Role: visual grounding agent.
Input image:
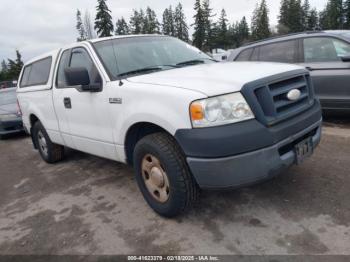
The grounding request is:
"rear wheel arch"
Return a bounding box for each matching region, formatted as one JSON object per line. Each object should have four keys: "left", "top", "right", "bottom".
{"left": 29, "top": 114, "right": 40, "bottom": 129}
{"left": 29, "top": 114, "right": 40, "bottom": 148}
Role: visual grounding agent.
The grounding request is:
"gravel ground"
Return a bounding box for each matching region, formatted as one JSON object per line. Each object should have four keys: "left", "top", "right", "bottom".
{"left": 0, "top": 117, "right": 349, "bottom": 255}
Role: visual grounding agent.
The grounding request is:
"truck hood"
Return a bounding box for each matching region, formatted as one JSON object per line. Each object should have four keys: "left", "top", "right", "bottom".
{"left": 127, "top": 62, "right": 306, "bottom": 96}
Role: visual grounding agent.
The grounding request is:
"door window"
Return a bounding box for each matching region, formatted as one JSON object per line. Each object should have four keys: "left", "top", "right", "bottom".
{"left": 259, "top": 40, "right": 297, "bottom": 63}
{"left": 56, "top": 48, "right": 101, "bottom": 88}
{"left": 303, "top": 37, "right": 350, "bottom": 62}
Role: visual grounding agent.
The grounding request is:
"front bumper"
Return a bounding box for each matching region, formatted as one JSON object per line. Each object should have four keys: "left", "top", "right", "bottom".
{"left": 0, "top": 118, "right": 24, "bottom": 136}
{"left": 175, "top": 100, "right": 322, "bottom": 189}
{"left": 187, "top": 119, "right": 321, "bottom": 189}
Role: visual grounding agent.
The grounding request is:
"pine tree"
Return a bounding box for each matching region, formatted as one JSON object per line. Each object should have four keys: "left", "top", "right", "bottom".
{"left": 143, "top": 7, "right": 160, "bottom": 34}
{"left": 237, "top": 16, "right": 250, "bottom": 45}
{"left": 278, "top": 0, "right": 304, "bottom": 34}
{"left": 7, "top": 50, "right": 24, "bottom": 80}
{"left": 174, "top": 3, "right": 189, "bottom": 42}
{"left": 162, "top": 6, "right": 175, "bottom": 36}
{"left": 130, "top": 9, "right": 143, "bottom": 34}
{"left": 0, "top": 60, "right": 8, "bottom": 81}
{"left": 76, "top": 9, "right": 87, "bottom": 42}
{"left": 115, "top": 17, "right": 130, "bottom": 35}
{"left": 302, "top": 0, "right": 311, "bottom": 30}
{"left": 202, "top": 0, "right": 214, "bottom": 51}
{"left": 308, "top": 8, "right": 319, "bottom": 30}
{"left": 251, "top": 0, "right": 271, "bottom": 40}
{"left": 344, "top": 0, "right": 350, "bottom": 28}
{"left": 94, "top": 0, "right": 114, "bottom": 37}
{"left": 216, "top": 9, "right": 229, "bottom": 49}
{"left": 1, "top": 60, "right": 8, "bottom": 73}
{"left": 320, "top": 0, "right": 344, "bottom": 29}
{"left": 192, "top": 0, "right": 206, "bottom": 50}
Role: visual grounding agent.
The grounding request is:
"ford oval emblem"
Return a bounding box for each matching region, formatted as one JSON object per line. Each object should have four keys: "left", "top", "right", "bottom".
{"left": 287, "top": 89, "right": 301, "bottom": 101}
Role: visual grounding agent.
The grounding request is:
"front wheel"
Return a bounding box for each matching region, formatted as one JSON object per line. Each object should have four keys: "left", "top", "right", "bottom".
{"left": 133, "top": 132, "right": 199, "bottom": 217}
{"left": 32, "top": 121, "right": 64, "bottom": 164}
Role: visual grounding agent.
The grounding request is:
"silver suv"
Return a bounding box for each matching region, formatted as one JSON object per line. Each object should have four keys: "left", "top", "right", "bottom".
{"left": 228, "top": 30, "right": 350, "bottom": 111}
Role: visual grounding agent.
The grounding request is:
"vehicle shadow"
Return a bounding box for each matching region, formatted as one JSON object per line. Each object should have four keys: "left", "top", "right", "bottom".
{"left": 322, "top": 110, "right": 350, "bottom": 127}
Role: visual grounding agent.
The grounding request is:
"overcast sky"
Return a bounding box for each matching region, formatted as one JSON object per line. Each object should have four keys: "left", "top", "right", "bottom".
{"left": 0, "top": 0, "right": 328, "bottom": 63}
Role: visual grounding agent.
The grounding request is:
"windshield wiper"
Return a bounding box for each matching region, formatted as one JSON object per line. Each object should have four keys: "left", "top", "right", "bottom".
{"left": 118, "top": 67, "right": 163, "bottom": 77}
{"left": 176, "top": 58, "right": 217, "bottom": 67}
{"left": 176, "top": 59, "right": 205, "bottom": 66}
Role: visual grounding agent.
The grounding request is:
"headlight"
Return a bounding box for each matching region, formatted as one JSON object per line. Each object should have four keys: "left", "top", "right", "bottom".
{"left": 190, "top": 93, "right": 254, "bottom": 128}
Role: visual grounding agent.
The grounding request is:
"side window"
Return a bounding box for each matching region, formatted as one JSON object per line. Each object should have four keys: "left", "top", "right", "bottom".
{"left": 56, "top": 50, "right": 71, "bottom": 88}
{"left": 70, "top": 48, "right": 102, "bottom": 85}
{"left": 56, "top": 48, "right": 102, "bottom": 88}
{"left": 235, "top": 49, "right": 253, "bottom": 61}
{"left": 304, "top": 37, "right": 350, "bottom": 62}
{"left": 20, "top": 65, "right": 32, "bottom": 87}
{"left": 20, "top": 57, "right": 52, "bottom": 88}
{"left": 259, "top": 40, "right": 297, "bottom": 63}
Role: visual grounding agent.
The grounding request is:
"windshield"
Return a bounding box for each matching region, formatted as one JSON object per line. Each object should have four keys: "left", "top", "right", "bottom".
{"left": 93, "top": 36, "right": 214, "bottom": 79}
{"left": 0, "top": 89, "right": 17, "bottom": 106}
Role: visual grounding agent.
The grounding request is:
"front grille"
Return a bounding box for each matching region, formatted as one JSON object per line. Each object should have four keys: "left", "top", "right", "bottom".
{"left": 242, "top": 72, "right": 315, "bottom": 126}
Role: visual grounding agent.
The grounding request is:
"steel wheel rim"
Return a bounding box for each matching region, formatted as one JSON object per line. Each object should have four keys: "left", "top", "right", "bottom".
{"left": 141, "top": 154, "right": 170, "bottom": 203}
{"left": 37, "top": 131, "right": 48, "bottom": 157}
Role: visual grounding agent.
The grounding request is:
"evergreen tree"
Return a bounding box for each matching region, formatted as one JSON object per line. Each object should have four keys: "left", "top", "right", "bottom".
{"left": 174, "top": 3, "right": 189, "bottom": 41}
{"left": 228, "top": 22, "right": 239, "bottom": 48}
{"left": 192, "top": 0, "right": 206, "bottom": 50}
{"left": 1, "top": 60, "right": 8, "bottom": 73}
{"left": 302, "top": 0, "right": 311, "bottom": 30}
{"left": 115, "top": 17, "right": 130, "bottom": 35}
{"left": 251, "top": 0, "right": 271, "bottom": 40}
{"left": 216, "top": 9, "right": 229, "bottom": 49}
{"left": 130, "top": 9, "right": 144, "bottom": 34}
{"left": 0, "top": 60, "right": 8, "bottom": 81}
{"left": 202, "top": 0, "right": 214, "bottom": 51}
{"left": 278, "top": 0, "right": 304, "bottom": 34}
{"left": 319, "top": 0, "right": 344, "bottom": 29}
{"left": 308, "top": 8, "right": 319, "bottom": 30}
{"left": 237, "top": 16, "right": 250, "bottom": 45}
{"left": 162, "top": 6, "right": 175, "bottom": 36}
{"left": 7, "top": 50, "right": 24, "bottom": 80}
{"left": 76, "top": 9, "right": 87, "bottom": 42}
{"left": 344, "top": 0, "right": 350, "bottom": 28}
{"left": 144, "top": 7, "right": 160, "bottom": 34}
{"left": 94, "top": 0, "right": 114, "bottom": 37}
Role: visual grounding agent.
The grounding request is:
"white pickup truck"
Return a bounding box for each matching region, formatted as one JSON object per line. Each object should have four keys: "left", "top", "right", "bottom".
{"left": 17, "top": 35, "right": 322, "bottom": 217}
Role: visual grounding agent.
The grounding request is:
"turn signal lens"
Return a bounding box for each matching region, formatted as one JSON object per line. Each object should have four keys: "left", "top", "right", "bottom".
{"left": 190, "top": 103, "right": 204, "bottom": 121}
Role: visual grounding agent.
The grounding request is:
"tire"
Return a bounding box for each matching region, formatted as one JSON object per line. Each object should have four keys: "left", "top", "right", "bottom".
{"left": 32, "top": 121, "right": 64, "bottom": 164}
{"left": 133, "top": 132, "right": 199, "bottom": 217}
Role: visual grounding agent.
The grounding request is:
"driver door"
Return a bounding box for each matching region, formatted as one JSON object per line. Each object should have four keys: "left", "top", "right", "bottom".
{"left": 53, "top": 46, "right": 117, "bottom": 160}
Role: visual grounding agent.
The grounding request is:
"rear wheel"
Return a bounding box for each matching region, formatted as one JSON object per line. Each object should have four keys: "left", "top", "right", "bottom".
{"left": 134, "top": 132, "right": 199, "bottom": 217}
{"left": 32, "top": 121, "right": 64, "bottom": 163}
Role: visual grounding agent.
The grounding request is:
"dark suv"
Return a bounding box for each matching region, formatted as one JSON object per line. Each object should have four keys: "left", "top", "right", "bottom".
{"left": 228, "top": 30, "right": 350, "bottom": 111}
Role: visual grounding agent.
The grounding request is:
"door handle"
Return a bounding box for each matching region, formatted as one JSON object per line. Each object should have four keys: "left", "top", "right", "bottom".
{"left": 63, "top": 97, "right": 72, "bottom": 109}
{"left": 305, "top": 66, "right": 314, "bottom": 71}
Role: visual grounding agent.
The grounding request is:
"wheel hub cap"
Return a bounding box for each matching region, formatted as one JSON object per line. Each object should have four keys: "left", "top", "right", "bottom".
{"left": 141, "top": 154, "right": 170, "bottom": 203}
{"left": 150, "top": 167, "right": 165, "bottom": 188}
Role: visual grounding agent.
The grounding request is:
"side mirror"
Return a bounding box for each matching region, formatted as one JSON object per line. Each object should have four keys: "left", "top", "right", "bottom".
{"left": 340, "top": 54, "right": 350, "bottom": 62}
{"left": 64, "top": 67, "right": 101, "bottom": 92}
